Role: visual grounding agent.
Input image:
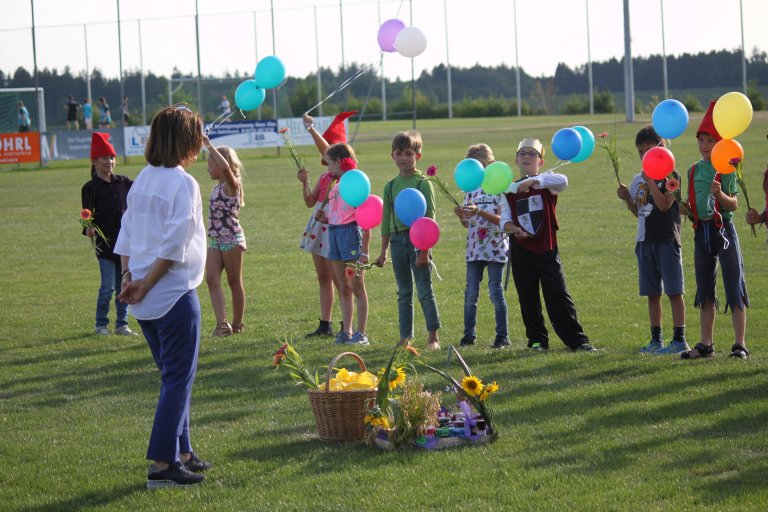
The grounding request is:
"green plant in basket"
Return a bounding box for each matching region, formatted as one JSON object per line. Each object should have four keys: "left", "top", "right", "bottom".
{"left": 272, "top": 340, "right": 319, "bottom": 390}
{"left": 392, "top": 380, "right": 441, "bottom": 447}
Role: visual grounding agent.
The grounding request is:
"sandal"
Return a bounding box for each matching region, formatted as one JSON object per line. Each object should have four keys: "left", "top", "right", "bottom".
{"left": 729, "top": 343, "right": 750, "bottom": 359}
{"left": 231, "top": 323, "right": 245, "bottom": 334}
{"left": 212, "top": 320, "right": 232, "bottom": 337}
{"left": 680, "top": 342, "right": 714, "bottom": 360}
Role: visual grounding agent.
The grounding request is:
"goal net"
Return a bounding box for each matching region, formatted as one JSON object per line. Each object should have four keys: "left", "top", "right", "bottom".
{"left": 0, "top": 88, "right": 46, "bottom": 133}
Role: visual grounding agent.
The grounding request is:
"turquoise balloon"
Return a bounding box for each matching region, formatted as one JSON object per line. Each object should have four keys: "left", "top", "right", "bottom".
{"left": 454, "top": 158, "right": 485, "bottom": 192}
{"left": 338, "top": 169, "right": 371, "bottom": 208}
{"left": 481, "top": 161, "right": 514, "bottom": 194}
{"left": 570, "top": 125, "right": 595, "bottom": 163}
{"left": 234, "top": 80, "right": 265, "bottom": 111}
{"left": 254, "top": 56, "right": 286, "bottom": 89}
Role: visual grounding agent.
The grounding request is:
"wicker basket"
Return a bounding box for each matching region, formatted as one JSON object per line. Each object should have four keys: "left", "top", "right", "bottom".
{"left": 307, "top": 352, "right": 377, "bottom": 441}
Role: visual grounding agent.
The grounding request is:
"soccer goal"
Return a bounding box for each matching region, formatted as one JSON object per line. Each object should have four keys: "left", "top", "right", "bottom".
{"left": 0, "top": 87, "right": 47, "bottom": 133}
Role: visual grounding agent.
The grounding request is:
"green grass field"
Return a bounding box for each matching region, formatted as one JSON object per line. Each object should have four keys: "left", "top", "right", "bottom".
{"left": 1, "top": 113, "right": 767, "bottom": 511}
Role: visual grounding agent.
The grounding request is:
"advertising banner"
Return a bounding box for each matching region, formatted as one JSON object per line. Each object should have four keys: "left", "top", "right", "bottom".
{"left": 0, "top": 132, "right": 41, "bottom": 164}
{"left": 45, "top": 129, "right": 125, "bottom": 160}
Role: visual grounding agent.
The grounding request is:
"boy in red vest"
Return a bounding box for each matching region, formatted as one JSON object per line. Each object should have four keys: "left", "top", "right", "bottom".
{"left": 680, "top": 101, "right": 749, "bottom": 359}
{"left": 500, "top": 137, "right": 595, "bottom": 352}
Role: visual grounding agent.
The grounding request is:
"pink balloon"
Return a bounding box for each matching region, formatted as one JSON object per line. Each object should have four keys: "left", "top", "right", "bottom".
{"left": 642, "top": 146, "right": 676, "bottom": 180}
{"left": 377, "top": 19, "right": 406, "bottom": 52}
{"left": 355, "top": 194, "right": 384, "bottom": 229}
{"left": 409, "top": 217, "right": 440, "bottom": 250}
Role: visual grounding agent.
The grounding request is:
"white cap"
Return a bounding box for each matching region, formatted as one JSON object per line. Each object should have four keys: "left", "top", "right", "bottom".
{"left": 516, "top": 137, "right": 544, "bottom": 157}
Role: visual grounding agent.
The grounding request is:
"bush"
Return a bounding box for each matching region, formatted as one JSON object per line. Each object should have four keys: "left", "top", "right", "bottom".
{"left": 561, "top": 95, "right": 589, "bottom": 115}
{"left": 593, "top": 90, "right": 615, "bottom": 113}
{"left": 678, "top": 93, "right": 702, "bottom": 112}
{"left": 747, "top": 79, "right": 766, "bottom": 111}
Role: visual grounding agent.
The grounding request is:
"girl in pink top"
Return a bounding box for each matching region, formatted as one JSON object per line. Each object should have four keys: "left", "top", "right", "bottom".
{"left": 315, "top": 143, "right": 370, "bottom": 345}
{"left": 203, "top": 136, "right": 247, "bottom": 336}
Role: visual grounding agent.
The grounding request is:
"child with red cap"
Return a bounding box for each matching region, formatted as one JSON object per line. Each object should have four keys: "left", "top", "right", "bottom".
{"left": 296, "top": 111, "right": 357, "bottom": 338}
{"left": 81, "top": 132, "right": 138, "bottom": 336}
{"left": 680, "top": 101, "right": 750, "bottom": 359}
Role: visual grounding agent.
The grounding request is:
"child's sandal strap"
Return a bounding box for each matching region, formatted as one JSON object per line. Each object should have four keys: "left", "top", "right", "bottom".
{"left": 729, "top": 344, "right": 749, "bottom": 359}
{"left": 681, "top": 342, "right": 714, "bottom": 360}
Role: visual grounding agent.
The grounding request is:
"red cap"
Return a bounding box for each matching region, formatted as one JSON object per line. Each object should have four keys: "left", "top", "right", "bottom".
{"left": 322, "top": 110, "right": 357, "bottom": 145}
{"left": 91, "top": 132, "right": 116, "bottom": 160}
{"left": 696, "top": 101, "right": 722, "bottom": 141}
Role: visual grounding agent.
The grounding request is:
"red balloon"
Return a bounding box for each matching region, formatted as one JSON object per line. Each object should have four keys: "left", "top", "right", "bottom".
{"left": 355, "top": 194, "right": 383, "bottom": 229}
{"left": 409, "top": 217, "right": 440, "bottom": 250}
{"left": 642, "top": 147, "right": 676, "bottom": 180}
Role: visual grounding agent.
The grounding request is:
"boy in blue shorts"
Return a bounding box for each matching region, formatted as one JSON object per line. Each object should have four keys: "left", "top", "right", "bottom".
{"left": 617, "top": 125, "right": 687, "bottom": 354}
{"left": 680, "top": 101, "right": 750, "bottom": 359}
{"left": 375, "top": 130, "right": 441, "bottom": 350}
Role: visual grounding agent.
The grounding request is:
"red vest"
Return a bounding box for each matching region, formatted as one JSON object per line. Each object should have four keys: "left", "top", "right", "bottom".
{"left": 505, "top": 187, "right": 559, "bottom": 255}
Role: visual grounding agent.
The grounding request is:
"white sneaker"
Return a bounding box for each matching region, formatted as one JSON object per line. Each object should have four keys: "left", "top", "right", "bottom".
{"left": 95, "top": 326, "right": 110, "bottom": 335}
{"left": 115, "top": 325, "right": 139, "bottom": 336}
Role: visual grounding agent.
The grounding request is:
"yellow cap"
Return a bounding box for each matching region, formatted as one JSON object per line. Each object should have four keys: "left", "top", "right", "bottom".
{"left": 516, "top": 137, "right": 545, "bottom": 157}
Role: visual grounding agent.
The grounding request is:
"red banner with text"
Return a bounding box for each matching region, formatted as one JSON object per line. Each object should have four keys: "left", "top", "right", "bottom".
{"left": 0, "top": 132, "right": 40, "bottom": 164}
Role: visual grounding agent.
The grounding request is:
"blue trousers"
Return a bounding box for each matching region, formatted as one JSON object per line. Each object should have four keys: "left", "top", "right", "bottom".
{"left": 95, "top": 257, "right": 128, "bottom": 328}
{"left": 390, "top": 232, "right": 441, "bottom": 339}
{"left": 138, "top": 289, "right": 201, "bottom": 464}
{"left": 463, "top": 260, "right": 508, "bottom": 339}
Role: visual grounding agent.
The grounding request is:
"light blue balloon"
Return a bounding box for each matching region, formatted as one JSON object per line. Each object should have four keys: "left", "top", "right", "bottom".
{"left": 339, "top": 169, "right": 371, "bottom": 208}
{"left": 234, "top": 80, "right": 265, "bottom": 111}
{"left": 254, "top": 56, "right": 286, "bottom": 89}
{"left": 570, "top": 125, "right": 595, "bottom": 163}
{"left": 551, "top": 128, "right": 583, "bottom": 161}
{"left": 652, "top": 99, "right": 689, "bottom": 139}
{"left": 394, "top": 187, "right": 427, "bottom": 227}
{"left": 454, "top": 158, "right": 485, "bottom": 192}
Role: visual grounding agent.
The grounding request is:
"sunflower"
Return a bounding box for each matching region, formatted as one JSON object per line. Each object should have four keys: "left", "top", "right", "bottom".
{"left": 389, "top": 367, "right": 406, "bottom": 391}
{"left": 479, "top": 381, "right": 499, "bottom": 401}
{"left": 461, "top": 375, "right": 484, "bottom": 397}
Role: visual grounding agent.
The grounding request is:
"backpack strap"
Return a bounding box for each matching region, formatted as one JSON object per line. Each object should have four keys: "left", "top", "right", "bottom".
{"left": 687, "top": 163, "right": 723, "bottom": 230}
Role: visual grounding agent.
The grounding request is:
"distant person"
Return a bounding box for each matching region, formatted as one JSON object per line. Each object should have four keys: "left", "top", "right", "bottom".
{"left": 81, "top": 132, "right": 137, "bottom": 336}
{"left": 115, "top": 106, "right": 211, "bottom": 488}
{"left": 122, "top": 96, "right": 130, "bottom": 124}
{"left": 219, "top": 95, "right": 231, "bottom": 116}
{"left": 83, "top": 98, "right": 93, "bottom": 130}
{"left": 98, "top": 96, "right": 112, "bottom": 129}
{"left": 17, "top": 101, "right": 30, "bottom": 132}
{"left": 617, "top": 125, "right": 688, "bottom": 355}
{"left": 203, "top": 135, "right": 247, "bottom": 337}
{"left": 745, "top": 164, "right": 768, "bottom": 240}
{"left": 65, "top": 95, "right": 80, "bottom": 130}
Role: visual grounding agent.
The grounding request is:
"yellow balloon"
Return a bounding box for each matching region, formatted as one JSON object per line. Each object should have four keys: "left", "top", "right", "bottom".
{"left": 713, "top": 91, "right": 753, "bottom": 139}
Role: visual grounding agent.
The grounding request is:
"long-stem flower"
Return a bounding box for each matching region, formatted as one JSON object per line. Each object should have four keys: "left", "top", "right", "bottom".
{"left": 598, "top": 132, "right": 623, "bottom": 185}
{"left": 730, "top": 157, "right": 756, "bottom": 237}
{"left": 279, "top": 127, "right": 305, "bottom": 170}
{"left": 425, "top": 164, "right": 463, "bottom": 208}
{"left": 79, "top": 208, "right": 109, "bottom": 255}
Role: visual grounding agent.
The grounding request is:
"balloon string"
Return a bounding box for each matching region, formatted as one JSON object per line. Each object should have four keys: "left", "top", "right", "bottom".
{"left": 304, "top": 61, "right": 380, "bottom": 116}
{"left": 706, "top": 178, "right": 730, "bottom": 250}
{"left": 543, "top": 160, "right": 572, "bottom": 173}
{"left": 204, "top": 108, "right": 244, "bottom": 135}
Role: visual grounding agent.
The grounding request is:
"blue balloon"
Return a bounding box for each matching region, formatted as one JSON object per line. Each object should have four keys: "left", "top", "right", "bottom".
{"left": 652, "top": 99, "right": 689, "bottom": 139}
{"left": 254, "top": 56, "right": 286, "bottom": 89}
{"left": 570, "top": 125, "right": 595, "bottom": 163}
{"left": 453, "top": 158, "right": 485, "bottom": 192}
{"left": 234, "top": 80, "right": 265, "bottom": 111}
{"left": 551, "top": 128, "right": 583, "bottom": 161}
{"left": 338, "top": 169, "right": 371, "bottom": 208}
{"left": 394, "top": 187, "right": 427, "bottom": 227}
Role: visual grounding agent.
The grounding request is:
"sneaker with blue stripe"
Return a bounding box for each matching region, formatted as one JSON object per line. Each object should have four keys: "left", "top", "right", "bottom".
{"left": 347, "top": 332, "right": 370, "bottom": 345}
{"left": 639, "top": 340, "right": 664, "bottom": 353}
{"left": 655, "top": 340, "right": 690, "bottom": 355}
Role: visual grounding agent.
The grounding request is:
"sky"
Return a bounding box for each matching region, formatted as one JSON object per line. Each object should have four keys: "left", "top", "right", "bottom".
{"left": 1, "top": 0, "right": 767, "bottom": 83}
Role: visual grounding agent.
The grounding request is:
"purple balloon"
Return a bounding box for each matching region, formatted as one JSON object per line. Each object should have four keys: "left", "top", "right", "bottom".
{"left": 377, "top": 19, "right": 406, "bottom": 53}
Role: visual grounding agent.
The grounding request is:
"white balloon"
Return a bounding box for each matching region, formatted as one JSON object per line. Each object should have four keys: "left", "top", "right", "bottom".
{"left": 394, "top": 26, "right": 427, "bottom": 58}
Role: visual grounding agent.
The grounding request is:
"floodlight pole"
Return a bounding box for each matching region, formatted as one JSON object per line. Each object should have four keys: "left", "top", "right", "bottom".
{"left": 270, "top": 0, "right": 279, "bottom": 156}
{"left": 378, "top": 1, "right": 387, "bottom": 121}
{"left": 513, "top": 0, "right": 521, "bottom": 117}
{"left": 194, "top": 0, "right": 204, "bottom": 114}
{"left": 117, "top": 0, "right": 127, "bottom": 163}
{"left": 622, "top": 0, "right": 635, "bottom": 122}
{"left": 253, "top": 11, "right": 262, "bottom": 120}
{"left": 84, "top": 25, "right": 92, "bottom": 108}
{"left": 314, "top": 7, "right": 323, "bottom": 116}
{"left": 139, "top": 20, "right": 146, "bottom": 125}
{"left": 586, "top": 0, "right": 594, "bottom": 115}
{"left": 444, "top": 0, "right": 453, "bottom": 119}
{"left": 410, "top": 0, "right": 416, "bottom": 129}
{"left": 660, "top": 0, "right": 668, "bottom": 98}
{"left": 739, "top": 0, "right": 747, "bottom": 94}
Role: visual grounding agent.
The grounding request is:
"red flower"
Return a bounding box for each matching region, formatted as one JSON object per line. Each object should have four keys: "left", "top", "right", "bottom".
{"left": 345, "top": 267, "right": 356, "bottom": 279}
{"left": 272, "top": 343, "right": 288, "bottom": 366}
{"left": 478, "top": 228, "right": 488, "bottom": 240}
{"left": 80, "top": 209, "right": 92, "bottom": 221}
{"left": 665, "top": 177, "right": 679, "bottom": 193}
{"left": 598, "top": 132, "right": 609, "bottom": 139}
{"left": 426, "top": 165, "right": 437, "bottom": 177}
{"left": 404, "top": 345, "right": 420, "bottom": 357}
{"left": 278, "top": 127, "right": 289, "bottom": 134}
{"left": 339, "top": 158, "right": 357, "bottom": 172}
{"left": 729, "top": 157, "right": 742, "bottom": 166}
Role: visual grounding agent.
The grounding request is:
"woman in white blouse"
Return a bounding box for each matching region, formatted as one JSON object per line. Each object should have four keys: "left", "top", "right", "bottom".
{"left": 116, "top": 105, "right": 210, "bottom": 489}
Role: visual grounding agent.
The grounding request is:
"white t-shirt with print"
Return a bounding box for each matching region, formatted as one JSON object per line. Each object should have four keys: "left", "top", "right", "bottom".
{"left": 463, "top": 188, "right": 508, "bottom": 263}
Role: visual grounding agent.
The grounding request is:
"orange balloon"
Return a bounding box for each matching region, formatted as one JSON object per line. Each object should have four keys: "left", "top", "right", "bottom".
{"left": 711, "top": 139, "right": 744, "bottom": 174}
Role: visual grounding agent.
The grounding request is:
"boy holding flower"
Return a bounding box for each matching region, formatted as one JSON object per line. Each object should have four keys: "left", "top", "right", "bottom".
{"left": 500, "top": 137, "right": 595, "bottom": 352}
{"left": 617, "top": 125, "right": 687, "bottom": 354}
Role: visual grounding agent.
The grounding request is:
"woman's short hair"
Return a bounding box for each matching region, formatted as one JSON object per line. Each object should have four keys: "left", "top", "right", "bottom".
{"left": 145, "top": 106, "right": 203, "bottom": 168}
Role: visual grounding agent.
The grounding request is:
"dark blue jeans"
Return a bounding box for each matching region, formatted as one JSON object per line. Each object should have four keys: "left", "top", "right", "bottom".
{"left": 139, "top": 290, "right": 201, "bottom": 464}
{"left": 96, "top": 257, "right": 128, "bottom": 328}
{"left": 464, "top": 260, "right": 508, "bottom": 339}
{"left": 390, "top": 232, "right": 441, "bottom": 339}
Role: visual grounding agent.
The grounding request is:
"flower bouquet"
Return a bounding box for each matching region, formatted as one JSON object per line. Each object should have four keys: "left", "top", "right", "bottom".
{"left": 730, "top": 157, "right": 757, "bottom": 237}
{"left": 597, "top": 132, "right": 631, "bottom": 186}
{"left": 278, "top": 127, "right": 305, "bottom": 170}
{"left": 79, "top": 208, "right": 109, "bottom": 255}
